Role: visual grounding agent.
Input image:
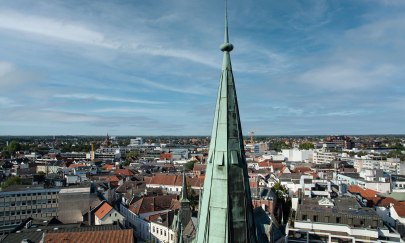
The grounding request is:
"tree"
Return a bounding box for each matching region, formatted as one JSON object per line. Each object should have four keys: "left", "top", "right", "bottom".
{"left": 1, "top": 176, "right": 22, "bottom": 189}
{"left": 7, "top": 140, "right": 21, "bottom": 155}
{"left": 269, "top": 141, "right": 291, "bottom": 152}
{"left": 0, "top": 150, "right": 11, "bottom": 159}
{"left": 126, "top": 151, "right": 139, "bottom": 162}
{"left": 185, "top": 160, "right": 197, "bottom": 171}
{"left": 271, "top": 182, "right": 290, "bottom": 225}
{"left": 299, "top": 142, "right": 314, "bottom": 150}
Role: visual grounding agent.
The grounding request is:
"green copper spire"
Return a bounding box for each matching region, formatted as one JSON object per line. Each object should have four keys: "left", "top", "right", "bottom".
{"left": 180, "top": 171, "right": 189, "bottom": 203}
{"left": 194, "top": 2, "right": 258, "bottom": 243}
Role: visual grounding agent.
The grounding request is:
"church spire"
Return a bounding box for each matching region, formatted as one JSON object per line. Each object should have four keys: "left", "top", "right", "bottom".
{"left": 194, "top": 1, "right": 258, "bottom": 242}
{"left": 180, "top": 170, "right": 189, "bottom": 203}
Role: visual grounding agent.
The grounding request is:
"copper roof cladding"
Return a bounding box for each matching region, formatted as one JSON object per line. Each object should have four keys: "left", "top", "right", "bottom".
{"left": 43, "top": 229, "right": 134, "bottom": 243}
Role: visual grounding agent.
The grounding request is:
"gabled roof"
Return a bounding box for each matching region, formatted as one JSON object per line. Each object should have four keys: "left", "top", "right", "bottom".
{"left": 193, "top": 163, "right": 206, "bottom": 172}
{"left": 291, "top": 167, "right": 312, "bottom": 173}
{"left": 94, "top": 201, "right": 113, "bottom": 220}
{"left": 44, "top": 229, "right": 134, "bottom": 243}
{"left": 114, "top": 169, "right": 134, "bottom": 177}
{"left": 68, "top": 163, "right": 87, "bottom": 168}
{"left": 348, "top": 185, "right": 378, "bottom": 199}
{"left": 102, "top": 164, "right": 114, "bottom": 170}
{"left": 129, "top": 194, "right": 177, "bottom": 215}
{"left": 393, "top": 202, "right": 405, "bottom": 217}
{"left": 147, "top": 174, "right": 204, "bottom": 188}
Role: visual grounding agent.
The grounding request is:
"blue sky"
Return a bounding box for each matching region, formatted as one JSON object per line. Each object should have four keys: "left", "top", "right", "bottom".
{"left": 0, "top": 0, "right": 404, "bottom": 135}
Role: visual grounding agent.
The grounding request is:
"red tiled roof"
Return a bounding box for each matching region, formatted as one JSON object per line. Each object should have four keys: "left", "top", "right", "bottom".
{"left": 257, "top": 161, "right": 272, "bottom": 168}
{"left": 144, "top": 177, "right": 152, "bottom": 184}
{"left": 95, "top": 201, "right": 112, "bottom": 219}
{"left": 193, "top": 163, "right": 206, "bottom": 172}
{"left": 291, "top": 167, "right": 312, "bottom": 173}
{"left": 129, "top": 195, "right": 177, "bottom": 215}
{"left": 348, "top": 185, "right": 362, "bottom": 194}
{"left": 393, "top": 203, "right": 405, "bottom": 217}
{"left": 114, "top": 169, "right": 134, "bottom": 177}
{"left": 348, "top": 185, "right": 378, "bottom": 199}
{"left": 150, "top": 174, "right": 177, "bottom": 185}
{"left": 103, "top": 164, "right": 114, "bottom": 170}
{"left": 368, "top": 197, "right": 398, "bottom": 207}
{"left": 147, "top": 174, "right": 204, "bottom": 188}
{"left": 44, "top": 229, "right": 134, "bottom": 243}
{"left": 169, "top": 199, "right": 180, "bottom": 210}
{"left": 104, "top": 175, "right": 120, "bottom": 183}
{"left": 68, "top": 163, "right": 87, "bottom": 168}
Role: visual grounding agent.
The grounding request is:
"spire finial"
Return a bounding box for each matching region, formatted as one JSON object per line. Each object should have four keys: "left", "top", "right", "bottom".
{"left": 220, "top": 0, "right": 233, "bottom": 52}
{"left": 224, "top": 0, "right": 229, "bottom": 43}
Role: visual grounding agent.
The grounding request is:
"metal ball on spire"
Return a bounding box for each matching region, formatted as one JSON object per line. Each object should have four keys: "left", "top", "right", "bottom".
{"left": 220, "top": 42, "right": 233, "bottom": 52}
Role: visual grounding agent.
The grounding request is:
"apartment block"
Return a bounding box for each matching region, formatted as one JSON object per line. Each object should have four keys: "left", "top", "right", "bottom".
{"left": 0, "top": 186, "right": 59, "bottom": 236}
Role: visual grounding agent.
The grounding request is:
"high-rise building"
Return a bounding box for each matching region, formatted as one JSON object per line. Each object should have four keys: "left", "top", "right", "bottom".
{"left": 194, "top": 4, "right": 259, "bottom": 243}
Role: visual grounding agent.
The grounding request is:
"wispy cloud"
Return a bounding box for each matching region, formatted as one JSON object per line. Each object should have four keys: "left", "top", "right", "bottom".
{"left": 53, "top": 93, "right": 165, "bottom": 105}
{"left": 139, "top": 78, "right": 210, "bottom": 95}
{"left": 0, "top": 97, "right": 21, "bottom": 108}
{"left": 0, "top": 11, "right": 118, "bottom": 48}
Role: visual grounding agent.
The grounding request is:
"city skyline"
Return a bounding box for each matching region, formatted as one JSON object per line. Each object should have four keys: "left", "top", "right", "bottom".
{"left": 1, "top": 0, "right": 405, "bottom": 135}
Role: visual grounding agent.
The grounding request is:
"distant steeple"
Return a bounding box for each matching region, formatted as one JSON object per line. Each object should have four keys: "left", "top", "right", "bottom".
{"left": 178, "top": 171, "right": 192, "bottom": 234}
{"left": 194, "top": 1, "right": 258, "bottom": 242}
{"left": 180, "top": 171, "right": 190, "bottom": 203}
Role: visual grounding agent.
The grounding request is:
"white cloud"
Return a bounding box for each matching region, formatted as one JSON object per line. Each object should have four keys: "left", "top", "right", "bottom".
{"left": 53, "top": 93, "right": 165, "bottom": 105}
{"left": 0, "top": 11, "right": 119, "bottom": 48}
{"left": 0, "top": 10, "right": 218, "bottom": 68}
{"left": 0, "top": 61, "right": 14, "bottom": 77}
{"left": 0, "top": 97, "right": 20, "bottom": 108}
{"left": 139, "top": 78, "right": 210, "bottom": 95}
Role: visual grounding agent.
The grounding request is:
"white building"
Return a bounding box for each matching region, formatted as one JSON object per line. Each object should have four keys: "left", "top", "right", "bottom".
{"left": 354, "top": 155, "right": 399, "bottom": 174}
{"left": 313, "top": 151, "right": 337, "bottom": 164}
{"left": 282, "top": 148, "right": 313, "bottom": 162}
{"left": 94, "top": 201, "right": 125, "bottom": 225}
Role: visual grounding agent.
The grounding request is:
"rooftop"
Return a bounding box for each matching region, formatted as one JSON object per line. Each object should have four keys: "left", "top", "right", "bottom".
{"left": 43, "top": 229, "right": 134, "bottom": 243}
{"left": 94, "top": 201, "right": 113, "bottom": 219}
